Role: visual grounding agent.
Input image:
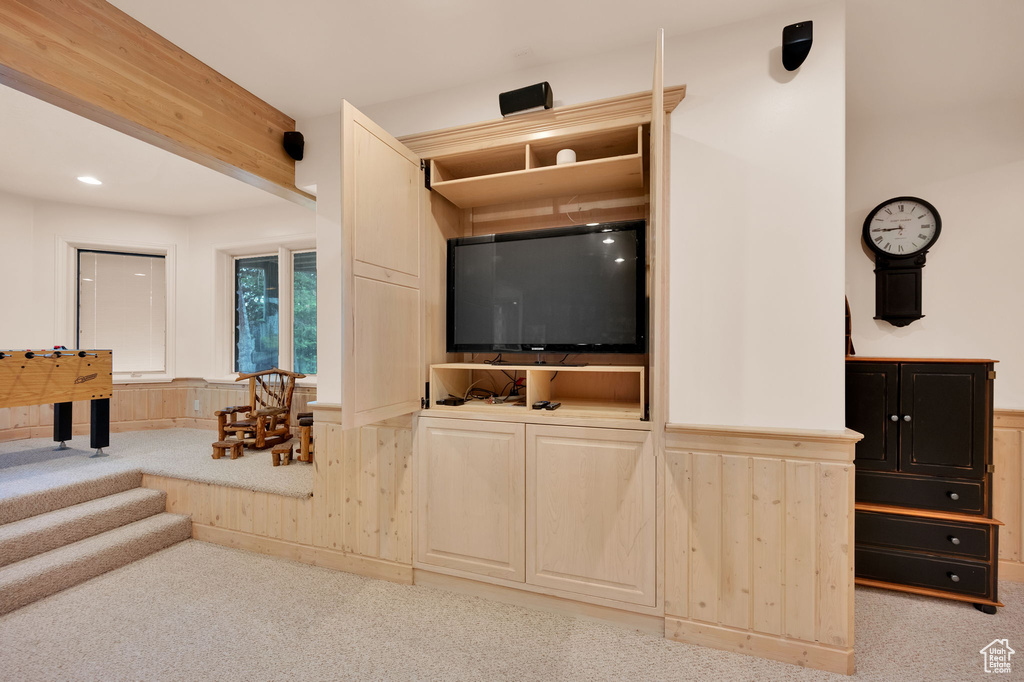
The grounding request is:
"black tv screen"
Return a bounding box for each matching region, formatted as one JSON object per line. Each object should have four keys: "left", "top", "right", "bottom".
{"left": 447, "top": 220, "right": 646, "bottom": 354}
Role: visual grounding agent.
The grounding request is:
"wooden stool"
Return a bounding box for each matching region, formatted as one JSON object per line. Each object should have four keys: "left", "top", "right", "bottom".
{"left": 212, "top": 440, "right": 243, "bottom": 460}
{"left": 272, "top": 442, "right": 293, "bottom": 466}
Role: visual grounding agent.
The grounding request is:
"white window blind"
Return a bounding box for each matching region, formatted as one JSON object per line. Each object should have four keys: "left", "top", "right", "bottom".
{"left": 78, "top": 251, "right": 167, "bottom": 373}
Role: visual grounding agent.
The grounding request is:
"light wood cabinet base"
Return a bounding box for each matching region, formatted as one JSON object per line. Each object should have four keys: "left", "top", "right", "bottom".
{"left": 665, "top": 617, "right": 855, "bottom": 675}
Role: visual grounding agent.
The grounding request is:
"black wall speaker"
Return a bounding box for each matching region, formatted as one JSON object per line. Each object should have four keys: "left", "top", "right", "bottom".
{"left": 782, "top": 21, "right": 813, "bottom": 71}
{"left": 283, "top": 131, "right": 304, "bottom": 161}
{"left": 499, "top": 82, "right": 553, "bottom": 117}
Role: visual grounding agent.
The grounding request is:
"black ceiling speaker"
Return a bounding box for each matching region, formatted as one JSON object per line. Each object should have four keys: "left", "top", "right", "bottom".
{"left": 782, "top": 21, "right": 813, "bottom": 71}
{"left": 499, "top": 82, "right": 553, "bottom": 117}
{"left": 283, "top": 131, "right": 304, "bottom": 161}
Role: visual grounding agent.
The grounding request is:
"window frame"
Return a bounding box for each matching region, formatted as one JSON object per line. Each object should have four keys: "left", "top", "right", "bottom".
{"left": 214, "top": 234, "right": 315, "bottom": 385}
{"left": 57, "top": 236, "right": 177, "bottom": 384}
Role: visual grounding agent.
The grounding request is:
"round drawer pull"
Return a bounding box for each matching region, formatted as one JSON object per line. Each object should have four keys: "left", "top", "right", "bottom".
{"left": 890, "top": 415, "right": 899, "bottom": 422}
{"left": 949, "top": 536, "right": 961, "bottom": 545}
{"left": 948, "top": 492, "right": 960, "bottom": 501}
{"left": 949, "top": 573, "right": 960, "bottom": 583}
{"left": 903, "top": 415, "right": 912, "bottom": 422}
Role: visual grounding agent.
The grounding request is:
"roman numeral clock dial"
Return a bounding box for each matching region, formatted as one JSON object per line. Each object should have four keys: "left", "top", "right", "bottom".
{"left": 861, "top": 196, "right": 942, "bottom": 327}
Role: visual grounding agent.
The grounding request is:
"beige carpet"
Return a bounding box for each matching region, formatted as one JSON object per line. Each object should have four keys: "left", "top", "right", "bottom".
{"left": 1, "top": 540, "right": 1021, "bottom": 681}
{"left": 0, "top": 429, "right": 312, "bottom": 499}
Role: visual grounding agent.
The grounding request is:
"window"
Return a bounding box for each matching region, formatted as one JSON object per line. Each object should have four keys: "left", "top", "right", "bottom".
{"left": 293, "top": 251, "right": 317, "bottom": 374}
{"left": 233, "top": 250, "right": 316, "bottom": 375}
{"left": 78, "top": 250, "right": 167, "bottom": 373}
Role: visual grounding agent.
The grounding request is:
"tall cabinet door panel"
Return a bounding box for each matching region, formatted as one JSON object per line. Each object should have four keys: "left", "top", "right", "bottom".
{"left": 340, "top": 100, "right": 423, "bottom": 430}
{"left": 846, "top": 362, "right": 899, "bottom": 472}
{"left": 899, "top": 364, "right": 988, "bottom": 479}
{"left": 526, "top": 425, "right": 656, "bottom": 606}
{"left": 416, "top": 418, "right": 526, "bottom": 582}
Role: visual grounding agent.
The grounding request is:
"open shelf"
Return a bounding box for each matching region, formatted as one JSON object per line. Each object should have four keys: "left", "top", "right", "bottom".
{"left": 429, "top": 126, "right": 644, "bottom": 209}
{"left": 429, "top": 362, "right": 645, "bottom": 421}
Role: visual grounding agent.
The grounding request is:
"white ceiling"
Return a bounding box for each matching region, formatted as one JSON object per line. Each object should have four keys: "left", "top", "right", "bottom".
{"left": 108, "top": 0, "right": 817, "bottom": 120}
{"left": 0, "top": 84, "right": 285, "bottom": 216}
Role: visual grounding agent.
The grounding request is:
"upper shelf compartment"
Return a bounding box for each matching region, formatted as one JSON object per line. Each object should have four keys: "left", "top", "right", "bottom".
{"left": 428, "top": 125, "right": 644, "bottom": 208}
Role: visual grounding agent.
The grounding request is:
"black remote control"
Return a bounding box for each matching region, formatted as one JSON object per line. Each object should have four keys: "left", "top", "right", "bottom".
{"left": 532, "top": 401, "right": 550, "bottom": 410}
{"left": 544, "top": 402, "right": 561, "bottom": 410}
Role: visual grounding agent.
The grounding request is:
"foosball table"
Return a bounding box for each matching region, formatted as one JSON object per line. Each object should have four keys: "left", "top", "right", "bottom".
{"left": 0, "top": 349, "right": 113, "bottom": 455}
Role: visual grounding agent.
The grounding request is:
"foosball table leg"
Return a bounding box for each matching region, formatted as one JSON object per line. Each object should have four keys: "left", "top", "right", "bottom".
{"left": 54, "top": 401, "right": 73, "bottom": 450}
{"left": 90, "top": 398, "right": 110, "bottom": 457}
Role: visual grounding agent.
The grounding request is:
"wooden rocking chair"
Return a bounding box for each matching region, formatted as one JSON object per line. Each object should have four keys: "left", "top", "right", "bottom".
{"left": 215, "top": 368, "right": 305, "bottom": 451}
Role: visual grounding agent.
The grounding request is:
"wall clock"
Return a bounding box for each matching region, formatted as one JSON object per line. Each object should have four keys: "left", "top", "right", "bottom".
{"left": 862, "top": 196, "right": 941, "bottom": 327}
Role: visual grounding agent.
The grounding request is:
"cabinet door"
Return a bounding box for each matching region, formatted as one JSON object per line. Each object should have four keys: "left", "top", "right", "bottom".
{"left": 899, "top": 363, "right": 989, "bottom": 479}
{"left": 526, "top": 425, "right": 655, "bottom": 606}
{"left": 415, "top": 418, "right": 525, "bottom": 582}
{"left": 846, "top": 362, "right": 899, "bottom": 472}
{"left": 339, "top": 100, "right": 424, "bottom": 429}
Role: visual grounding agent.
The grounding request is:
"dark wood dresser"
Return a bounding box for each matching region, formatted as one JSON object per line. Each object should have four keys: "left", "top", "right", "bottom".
{"left": 846, "top": 357, "right": 1002, "bottom": 613}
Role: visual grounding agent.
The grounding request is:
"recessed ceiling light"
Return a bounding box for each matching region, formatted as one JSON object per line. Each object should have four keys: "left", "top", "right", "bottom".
{"left": 603, "top": 238, "right": 615, "bottom": 244}
{"left": 601, "top": 228, "right": 612, "bottom": 232}
{"left": 587, "top": 222, "right": 600, "bottom": 227}
{"left": 77, "top": 176, "right": 102, "bottom": 185}
{"left": 615, "top": 258, "right": 625, "bottom": 263}
{"left": 134, "top": 273, "right": 147, "bottom": 277}
{"left": 82, "top": 278, "right": 94, "bottom": 282}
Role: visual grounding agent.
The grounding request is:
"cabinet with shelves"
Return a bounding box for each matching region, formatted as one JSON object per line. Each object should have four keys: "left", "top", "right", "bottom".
{"left": 846, "top": 357, "right": 1000, "bottom": 612}
{"left": 428, "top": 126, "right": 644, "bottom": 209}
{"left": 415, "top": 417, "right": 656, "bottom": 608}
{"left": 429, "top": 363, "right": 645, "bottom": 422}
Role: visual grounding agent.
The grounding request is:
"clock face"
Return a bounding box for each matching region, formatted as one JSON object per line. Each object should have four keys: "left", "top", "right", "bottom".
{"left": 863, "top": 196, "right": 941, "bottom": 257}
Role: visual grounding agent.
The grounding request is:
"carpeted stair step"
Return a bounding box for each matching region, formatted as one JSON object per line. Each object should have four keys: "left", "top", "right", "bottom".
{"left": 0, "top": 512, "right": 191, "bottom": 616}
{"left": 0, "top": 488, "right": 168, "bottom": 568}
{"left": 0, "top": 470, "right": 144, "bottom": 525}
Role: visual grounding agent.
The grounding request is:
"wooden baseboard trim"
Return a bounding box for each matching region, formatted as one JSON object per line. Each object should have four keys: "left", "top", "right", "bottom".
{"left": 192, "top": 524, "right": 413, "bottom": 585}
{"left": 855, "top": 578, "right": 1003, "bottom": 607}
{"left": 414, "top": 569, "right": 665, "bottom": 636}
{"left": 665, "top": 617, "right": 854, "bottom": 675}
{"left": 999, "top": 560, "right": 1024, "bottom": 583}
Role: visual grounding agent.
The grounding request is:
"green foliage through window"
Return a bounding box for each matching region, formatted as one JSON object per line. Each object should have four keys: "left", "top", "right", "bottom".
{"left": 293, "top": 251, "right": 317, "bottom": 375}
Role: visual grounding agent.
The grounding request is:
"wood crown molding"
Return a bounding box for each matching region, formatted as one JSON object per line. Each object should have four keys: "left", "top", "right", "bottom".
{"left": 665, "top": 423, "right": 861, "bottom": 462}
{"left": 398, "top": 86, "right": 686, "bottom": 159}
{"left": 0, "top": 0, "right": 313, "bottom": 207}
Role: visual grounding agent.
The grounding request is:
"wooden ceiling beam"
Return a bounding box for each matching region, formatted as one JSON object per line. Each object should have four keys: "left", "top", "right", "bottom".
{"left": 0, "top": 0, "right": 314, "bottom": 208}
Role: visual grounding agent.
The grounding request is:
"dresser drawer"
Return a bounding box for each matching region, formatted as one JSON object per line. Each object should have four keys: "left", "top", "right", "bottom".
{"left": 855, "top": 546, "right": 991, "bottom": 598}
{"left": 856, "top": 472, "right": 985, "bottom": 515}
{"left": 855, "top": 511, "right": 991, "bottom": 559}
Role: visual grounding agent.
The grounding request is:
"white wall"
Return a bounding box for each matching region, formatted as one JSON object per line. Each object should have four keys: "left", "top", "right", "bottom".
{"left": 0, "top": 189, "right": 315, "bottom": 381}
{"left": 341, "top": 1, "right": 848, "bottom": 431}
{"left": 0, "top": 189, "right": 189, "bottom": 365}
{"left": 846, "top": 0, "right": 1024, "bottom": 410}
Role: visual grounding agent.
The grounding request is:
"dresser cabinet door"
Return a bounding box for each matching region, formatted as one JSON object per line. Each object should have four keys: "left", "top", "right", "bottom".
{"left": 899, "top": 364, "right": 988, "bottom": 479}
{"left": 846, "top": 362, "right": 899, "bottom": 471}
{"left": 415, "top": 418, "right": 526, "bottom": 581}
{"left": 526, "top": 425, "right": 656, "bottom": 606}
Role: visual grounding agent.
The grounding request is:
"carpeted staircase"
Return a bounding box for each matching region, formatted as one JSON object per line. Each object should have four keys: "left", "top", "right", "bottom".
{"left": 0, "top": 470, "right": 190, "bottom": 615}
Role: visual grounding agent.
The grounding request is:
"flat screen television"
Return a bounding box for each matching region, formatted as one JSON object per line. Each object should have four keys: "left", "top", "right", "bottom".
{"left": 446, "top": 220, "right": 646, "bottom": 354}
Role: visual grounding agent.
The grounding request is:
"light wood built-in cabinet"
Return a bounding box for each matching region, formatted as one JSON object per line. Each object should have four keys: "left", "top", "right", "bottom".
{"left": 416, "top": 419, "right": 525, "bottom": 581}
{"left": 429, "top": 126, "right": 644, "bottom": 208}
{"left": 416, "top": 418, "right": 655, "bottom": 607}
{"left": 527, "top": 425, "right": 656, "bottom": 606}
{"left": 430, "top": 363, "right": 645, "bottom": 422}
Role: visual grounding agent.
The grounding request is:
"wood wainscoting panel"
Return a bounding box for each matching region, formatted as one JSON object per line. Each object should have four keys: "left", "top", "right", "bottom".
{"left": 995, "top": 409, "right": 1024, "bottom": 581}
{"left": 0, "top": 0, "right": 312, "bottom": 205}
{"left": 311, "top": 416, "right": 413, "bottom": 565}
{"left": 0, "top": 380, "right": 316, "bottom": 441}
{"left": 664, "top": 424, "right": 860, "bottom": 675}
